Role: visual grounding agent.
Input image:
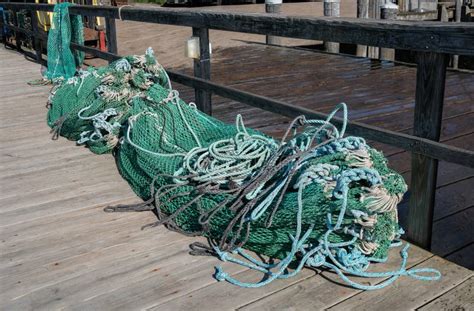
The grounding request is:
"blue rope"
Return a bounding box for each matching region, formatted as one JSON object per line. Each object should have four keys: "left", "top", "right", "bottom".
{"left": 212, "top": 103, "right": 441, "bottom": 290}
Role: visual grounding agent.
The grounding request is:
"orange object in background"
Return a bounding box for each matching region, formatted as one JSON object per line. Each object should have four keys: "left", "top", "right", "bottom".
{"left": 98, "top": 30, "right": 106, "bottom": 52}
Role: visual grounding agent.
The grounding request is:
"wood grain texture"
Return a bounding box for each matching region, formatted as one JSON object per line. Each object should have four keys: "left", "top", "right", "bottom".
{"left": 240, "top": 246, "right": 432, "bottom": 310}
{"left": 327, "top": 256, "right": 473, "bottom": 311}
{"left": 105, "top": 17, "right": 118, "bottom": 56}
{"left": 192, "top": 27, "right": 212, "bottom": 115}
{"left": 407, "top": 52, "right": 449, "bottom": 249}
{"left": 419, "top": 276, "right": 474, "bottom": 311}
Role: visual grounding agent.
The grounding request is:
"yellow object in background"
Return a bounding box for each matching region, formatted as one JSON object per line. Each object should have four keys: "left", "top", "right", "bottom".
{"left": 35, "top": 0, "right": 55, "bottom": 32}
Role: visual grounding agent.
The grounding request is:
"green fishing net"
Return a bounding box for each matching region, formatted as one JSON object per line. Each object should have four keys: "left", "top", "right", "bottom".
{"left": 46, "top": 48, "right": 441, "bottom": 289}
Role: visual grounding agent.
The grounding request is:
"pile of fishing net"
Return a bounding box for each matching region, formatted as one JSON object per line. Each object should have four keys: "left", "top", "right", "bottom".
{"left": 47, "top": 48, "right": 440, "bottom": 289}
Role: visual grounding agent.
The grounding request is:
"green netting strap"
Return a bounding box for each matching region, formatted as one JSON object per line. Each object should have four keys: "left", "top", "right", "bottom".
{"left": 44, "top": 2, "right": 84, "bottom": 80}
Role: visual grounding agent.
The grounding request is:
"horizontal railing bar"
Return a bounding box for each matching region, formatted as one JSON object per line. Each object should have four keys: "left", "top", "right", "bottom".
{"left": 168, "top": 73, "right": 474, "bottom": 168}
{"left": 3, "top": 20, "right": 472, "bottom": 168}
{"left": 1, "top": 2, "right": 474, "bottom": 55}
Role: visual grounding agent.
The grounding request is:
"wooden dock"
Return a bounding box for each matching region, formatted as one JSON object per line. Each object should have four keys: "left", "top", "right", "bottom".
{"left": 1, "top": 42, "right": 473, "bottom": 309}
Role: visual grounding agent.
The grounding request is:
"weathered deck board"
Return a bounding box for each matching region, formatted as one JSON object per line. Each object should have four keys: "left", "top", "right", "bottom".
{"left": 418, "top": 276, "right": 474, "bottom": 310}
{"left": 327, "top": 256, "right": 473, "bottom": 311}
{"left": 157, "top": 246, "right": 432, "bottom": 310}
{"left": 1, "top": 44, "right": 472, "bottom": 310}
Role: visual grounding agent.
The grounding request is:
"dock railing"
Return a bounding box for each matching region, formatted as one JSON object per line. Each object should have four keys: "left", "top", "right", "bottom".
{"left": 1, "top": 2, "right": 473, "bottom": 251}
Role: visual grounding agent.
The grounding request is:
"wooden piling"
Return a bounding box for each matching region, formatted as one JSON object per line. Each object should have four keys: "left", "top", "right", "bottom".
{"left": 408, "top": 52, "right": 449, "bottom": 249}
{"left": 324, "top": 0, "right": 340, "bottom": 54}
{"left": 367, "top": 0, "right": 380, "bottom": 59}
{"left": 380, "top": 2, "right": 398, "bottom": 61}
{"left": 356, "top": 0, "right": 369, "bottom": 57}
{"left": 453, "top": 0, "right": 462, "bottom": 69}
{"left": 265, "top": 0, "right": 282, "bottom": 45}
{"left": 192, "top": 27, "right": 212, "bottom": 115}
{"left": 105, "top": 17, "right": 118, "bottom": 57}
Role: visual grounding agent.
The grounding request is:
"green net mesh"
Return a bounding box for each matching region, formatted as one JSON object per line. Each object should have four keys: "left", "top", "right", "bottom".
{"left": 44, "top": 2, "right": 84, "bottom": 80}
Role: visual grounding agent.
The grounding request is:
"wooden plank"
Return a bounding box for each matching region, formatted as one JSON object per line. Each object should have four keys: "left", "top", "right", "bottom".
{"left": 0, "top": 236, "right": 225, "bottom": 309}
{"left": 432, "top": 177, "right": 474, "bottom": 221}
{"left": 432, "top": 207, "right": 474, "bottom": 256}
{"left": 446, "top": 243, "right": 474, "bottom": 270}
{"left": 240, "top": 245, "right": 432, "bottom": 310}
{"left": 327, "top": 256, "right": 473, "bottom": 310}
{"left": 192, "top": 27, "right": 212, "bottom": 115}
{"left": 407, "top": 51, "right": 449, "bottom": 249}
{"left": 419, "top": 277, "right": 474, "bottom": 311}
{"left": 2, "top": 3, "right": 474, "bottom": 55}
{"left": 153, "top": 265, "right": 315, "bottom": 310}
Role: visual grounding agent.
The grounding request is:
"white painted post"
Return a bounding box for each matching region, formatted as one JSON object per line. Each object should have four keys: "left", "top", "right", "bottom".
{"left": 265, "top": 0, "right": 282, "bottom": 45}
{"left": 324, "top": 0, "right": 340, "bottom": 53}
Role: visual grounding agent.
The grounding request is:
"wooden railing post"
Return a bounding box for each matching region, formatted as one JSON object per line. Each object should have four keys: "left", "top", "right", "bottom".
{"left": 407, "top": 51, "right": 449, "bottom": 250}
{"left": 324, "top": 0, "right": 340, "bottom": 54}
{"left": 367, "top": 0, "right": 380, "bottom": 59}
{"left": 192, "top": 27, "right": 212, "bottom": 115}
{"left": 452, "top": 0, "right": 462, "bottom": 69}
{"left": 265, "top": 0, "right": 282, "bottom": 45}
{"left": 105, "top": 17, "right": 117, "bottom": 58}
{"left": 30, "top": 9, "right": 42, "bottom": 63}
{"left": 380, "top": 2, "right": 398, "bottom": 61}
{"left": 356, "top": 0, "right": 369, "bottom": 57}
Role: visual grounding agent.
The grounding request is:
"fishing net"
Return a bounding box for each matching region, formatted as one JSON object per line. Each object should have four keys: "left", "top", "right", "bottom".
{"left": 46, "top": 48, "right": 440, "bottom": 289}
{"left": 44, "top": 2, "right": 84, "bottom": 80}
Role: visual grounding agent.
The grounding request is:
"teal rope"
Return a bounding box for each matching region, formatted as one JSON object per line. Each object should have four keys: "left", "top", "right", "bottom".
{"left": 212, "top": 104, "right": 441, "bottom": 290}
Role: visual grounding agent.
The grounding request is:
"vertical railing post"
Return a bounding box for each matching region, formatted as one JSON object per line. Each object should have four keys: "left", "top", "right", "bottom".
{"left": 265, "top": 0, "right": 281, "bottom": 45}
{"left": 105, "top": 17, "right": 117, "bottom": 58}
{"left": 192, "top": 27, "right": 212, "bottom": 115}
{"left": 407, "top": 52, "right": 449, "bottom": 250}
{"left": 380, "top": 1, "right": 398, "bottom": 61}
{"left": 30, "top": 9, "right": 42, "bottom": 63}
{"left": 452, "top": 0, "right": 462, "bottom": 69}
{"left": 356, "top": 0, "right": 369, "bottom": 57}
{"left": 323, "top": 0, "right": 340, "bottom": 53}
{"left": 367, "top": 0, "right": 380, "bottom": 59}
